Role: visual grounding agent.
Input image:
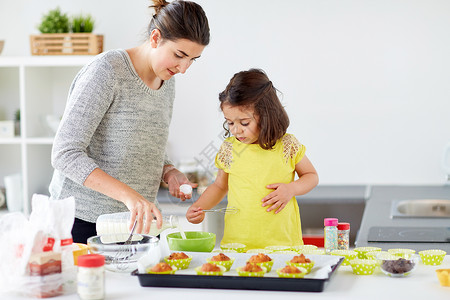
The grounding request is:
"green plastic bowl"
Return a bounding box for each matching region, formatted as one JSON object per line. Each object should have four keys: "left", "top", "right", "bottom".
{"left": 167, "top": 231, "right": 216, "bottom": 252}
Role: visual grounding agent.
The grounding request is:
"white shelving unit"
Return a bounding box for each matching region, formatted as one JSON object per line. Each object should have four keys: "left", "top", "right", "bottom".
{"left": 0, "top": 56, "right": 95, "bottom": 215}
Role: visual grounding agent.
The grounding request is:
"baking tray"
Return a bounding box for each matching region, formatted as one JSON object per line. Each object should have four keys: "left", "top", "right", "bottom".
{"left": 132, "top": 252, "right": 343, "bottom": 292}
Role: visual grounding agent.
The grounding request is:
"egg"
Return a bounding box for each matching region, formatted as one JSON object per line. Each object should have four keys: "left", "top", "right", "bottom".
{"left": 180, "top": 184, "right": 193, "bottom": 195}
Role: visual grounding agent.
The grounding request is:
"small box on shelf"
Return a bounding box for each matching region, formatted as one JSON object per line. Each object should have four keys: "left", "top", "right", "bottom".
{"left": 30, "top": 33, "right": 103, "bottom": 56}
{"left": 0, "top": 121, "right": 14, "bottom": 138}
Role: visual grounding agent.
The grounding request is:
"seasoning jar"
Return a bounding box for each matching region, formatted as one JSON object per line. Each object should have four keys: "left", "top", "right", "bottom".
{"left": 77, "top": 254, "right": 105, "bottom": 300}
{"left": 337, "top": 222, "right": 350, "bottom": 250}
{"left": 324, "top": 218, "right": 338, "bottom": 254}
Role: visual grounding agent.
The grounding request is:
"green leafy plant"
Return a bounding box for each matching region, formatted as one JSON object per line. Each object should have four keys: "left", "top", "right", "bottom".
{"left": 71, "top": 14, "right": 95, "bottom": 33}
{"left": 38, "top": 7, "right": 70, "bottom": 33}
{"left": 14, "top": 109, "right": 20, "bottom": 121}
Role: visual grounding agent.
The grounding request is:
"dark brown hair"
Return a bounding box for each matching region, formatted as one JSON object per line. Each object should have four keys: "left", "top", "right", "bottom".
{"left": 148, "top": 0, "right": 210, "bottom": 46}
{"left": 219, "top": 68, "right": 290, "bottom": 150}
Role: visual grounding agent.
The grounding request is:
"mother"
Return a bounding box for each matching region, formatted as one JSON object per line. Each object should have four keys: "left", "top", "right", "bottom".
{"left": 49, "top": 0, "right": 210, "bottom": 243}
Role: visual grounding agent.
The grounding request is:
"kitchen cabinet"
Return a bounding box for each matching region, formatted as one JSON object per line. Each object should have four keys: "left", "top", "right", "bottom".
{"left": 356, "top": 185, "right": 450, "bottom": 252}
{"left": 0, "top": 56, "right": 94, "bottom": 214}
{"left": 297, "top": 185, "right": 369, "bottom": 246}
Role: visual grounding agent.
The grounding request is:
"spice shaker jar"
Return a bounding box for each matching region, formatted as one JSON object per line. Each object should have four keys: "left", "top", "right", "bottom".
{"left": 337, "top": 222, "right": 350, "bottom": 250}
{"left": 324, "top": 218, "right": 338, "bottom": 254}
{"left": 77, "top": 254, "right": 105, "bottom": 300}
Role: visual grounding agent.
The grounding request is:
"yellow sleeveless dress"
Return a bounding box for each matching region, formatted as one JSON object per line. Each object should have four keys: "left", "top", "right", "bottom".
{"left": 215, "top": 133, "right": 306, "bottom": 249}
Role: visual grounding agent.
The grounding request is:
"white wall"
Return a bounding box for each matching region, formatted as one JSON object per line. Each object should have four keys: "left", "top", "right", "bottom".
{"left": 1, "top": 0, "right": 449, "bottom": 185}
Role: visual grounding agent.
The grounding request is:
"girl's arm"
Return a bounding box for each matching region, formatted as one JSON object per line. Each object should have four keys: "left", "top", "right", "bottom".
{"left": 262, "top": 155, "right": 319, "bottom": 214}
{"left": 186, "top": 169, "right": 229, "bottom": 224}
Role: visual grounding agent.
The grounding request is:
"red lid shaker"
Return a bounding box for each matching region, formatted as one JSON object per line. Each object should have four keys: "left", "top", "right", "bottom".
{"left": 337, "top": 222, "right": 350, "bottom": 231}
{"left": 337, "top": 222, "right": 350, "bottom": 250}
{"left": 78, "top": 254, "right": 105, "bottom": 268}
{"left": 77, "top": 254, "right": 105, "bottom": 300}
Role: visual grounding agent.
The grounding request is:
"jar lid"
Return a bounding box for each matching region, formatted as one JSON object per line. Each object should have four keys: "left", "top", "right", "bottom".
{"left": 78, "top": 254, "right": 105, "bottom": 268}
{"left": 337, "top": 222, "right": 350, "bottom": 230}
{"left": 324, "top": 218, "right": 338, "bottom": 226}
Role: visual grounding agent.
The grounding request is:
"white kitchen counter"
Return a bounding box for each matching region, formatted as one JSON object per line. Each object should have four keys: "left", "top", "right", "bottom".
{"left": 2, "top": 256, "right": 449, "bottom": 300}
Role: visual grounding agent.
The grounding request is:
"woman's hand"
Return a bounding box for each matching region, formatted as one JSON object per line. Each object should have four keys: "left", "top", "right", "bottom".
{"left": 261, "top": 183, "right": 295, "bottom": 214}
{"left": 164, "top": 168, "right": 198, "bottom": 201}
{"left": 83, "top": 168, "right": 163, "bottom": 234}
{"left": 186, "top": 206, "right": 205, "bottom": 224}
{"left": 122, "top": 191, "right": 163, "bottom": 234}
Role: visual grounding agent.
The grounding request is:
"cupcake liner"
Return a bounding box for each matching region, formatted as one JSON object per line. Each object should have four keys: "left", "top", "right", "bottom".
{"left": 349, "top": 259, "right": 377, "bottom": 275}
{"left": 300, "top": 249, "right": 325, "bottom": 255}
{"left": 212, "top": 249, "right": 238, "bottom": 253}
{"left": 366, "top": 251, "right": 390, "bottom": 260}
{"left": 195, "top": 265, "right": 226, "bottom": 276}
{"left": 292, "top": 245, "right": 318, "bottom": 253}
{"left": 147, "top": 265, "right": 177, "bottom": 274}
{"left": 247, "top": 260, "right": 273, "bottom": 272}
{"left": 388, "top": 248, "right": 416, "bottom": 258}
{"left": 375, "top": 252, "right": 397, "bottom": 261}
{"left": 274, "top": 250, "right": 298, "bottom": 255}
{"left": 236, "top": 266, "right": 267, "bottom": 277}
{"left": 419, "top": 249, "right": 446, "bottom": 265}
{"left": 436, "top": 269, "right": 450, "bottom": 287}
{"left": 331, "top": 250, "right": 357, "bottom": 266}
{"left": 276, "top": 266, "right": 307, "bottom": 278}
{"left": 164, "top": 255, "right": 193, "bottom": 270}
{"left": 220, "top": 243, "right": 247, "bottom": 253}
{"left": 246, "top": 248, "right": 273, "bottom": 254}
{"left": 265, "top": 245, "right": 291, "bottom": 252}
{"left": 206, "top": 257, "right": 235, "bottom": 271}
{"left": 354, "top": 247, "right": 382, "bottom": 259}
{"left": 286, "top": 260, "right": 315, "bottom": 274}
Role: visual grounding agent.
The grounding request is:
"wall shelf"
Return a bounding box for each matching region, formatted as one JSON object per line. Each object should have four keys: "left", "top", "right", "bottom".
{"left": 0, "top": 55, "right": 94, "bottom": 215}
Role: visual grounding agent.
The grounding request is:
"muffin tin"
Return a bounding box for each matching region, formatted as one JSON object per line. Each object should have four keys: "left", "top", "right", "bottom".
{"left": 133, "top": 252, "right": 343, "bottom": 292}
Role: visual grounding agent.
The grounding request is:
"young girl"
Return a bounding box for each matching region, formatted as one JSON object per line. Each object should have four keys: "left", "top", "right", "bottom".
{"left": 186, "top": 69, "right": 319, "bottom": 249}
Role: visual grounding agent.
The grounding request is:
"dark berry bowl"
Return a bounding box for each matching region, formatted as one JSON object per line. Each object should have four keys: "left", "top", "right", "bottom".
{"left": 377, "top": 253, "right": 419, "bottom": 277}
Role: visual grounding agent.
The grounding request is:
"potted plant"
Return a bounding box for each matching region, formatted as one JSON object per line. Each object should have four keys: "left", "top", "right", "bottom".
{"left": 37, "top": 7, "right": 69, "bottom": 33}
{"left": 71, "top": 14, "right": 95, "bottom": 33}
{"left": 14, "top": 109, "right": 20, "bottom": 136}
{"left": 30, "top": 7, "right": 103, "bottom": 55}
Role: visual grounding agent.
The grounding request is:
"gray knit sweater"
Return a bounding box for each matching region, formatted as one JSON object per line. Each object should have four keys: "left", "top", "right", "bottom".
{"left": 49, "top": 49, "right": 175, "bottom": 223}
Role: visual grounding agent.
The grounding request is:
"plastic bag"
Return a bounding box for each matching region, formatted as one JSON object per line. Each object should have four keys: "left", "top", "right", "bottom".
{"left": 0, "top": 194, "right": 75, "bottom": 298}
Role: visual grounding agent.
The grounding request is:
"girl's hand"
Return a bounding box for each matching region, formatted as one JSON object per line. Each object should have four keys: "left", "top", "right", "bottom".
{"left": 261, "top": 183, "right": 295, "bottom": 214}
{"left": 165, "top": 168, "right": 198, "bottom": 201}
{"left": 186, "top": 206, "right": 205, "bottom": 224}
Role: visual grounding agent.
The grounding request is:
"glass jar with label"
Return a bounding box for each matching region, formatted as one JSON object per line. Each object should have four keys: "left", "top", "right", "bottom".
{"left": 324, "top": 218, "right": 338, "bottom": 254}
{"left": 337, "top": 222, "right": 350, "bottom": 250}
{"left": 77, "top": 254, "right": 105, "bottom": 300}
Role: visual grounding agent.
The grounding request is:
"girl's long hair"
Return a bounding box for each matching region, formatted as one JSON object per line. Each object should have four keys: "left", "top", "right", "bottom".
{"left": 219, "top": 68, "right": 290, "bottom": 150}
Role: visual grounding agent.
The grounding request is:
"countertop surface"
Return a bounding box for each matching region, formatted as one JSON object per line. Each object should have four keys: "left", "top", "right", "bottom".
{"left": 356, "top": 185, "right": 450, "bottom": 251}
{"left": 3, "top": 255, "right": 449, "bottom": 300}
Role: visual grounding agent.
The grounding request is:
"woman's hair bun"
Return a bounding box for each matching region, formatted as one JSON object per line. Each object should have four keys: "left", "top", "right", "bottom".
{"left": 149, "top": 0, "right": 169, "bottom": 15}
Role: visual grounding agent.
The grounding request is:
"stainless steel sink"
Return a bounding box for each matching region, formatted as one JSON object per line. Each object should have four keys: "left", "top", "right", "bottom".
{"left": 391, "top": 199, "right": 450, "bottom": 218}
